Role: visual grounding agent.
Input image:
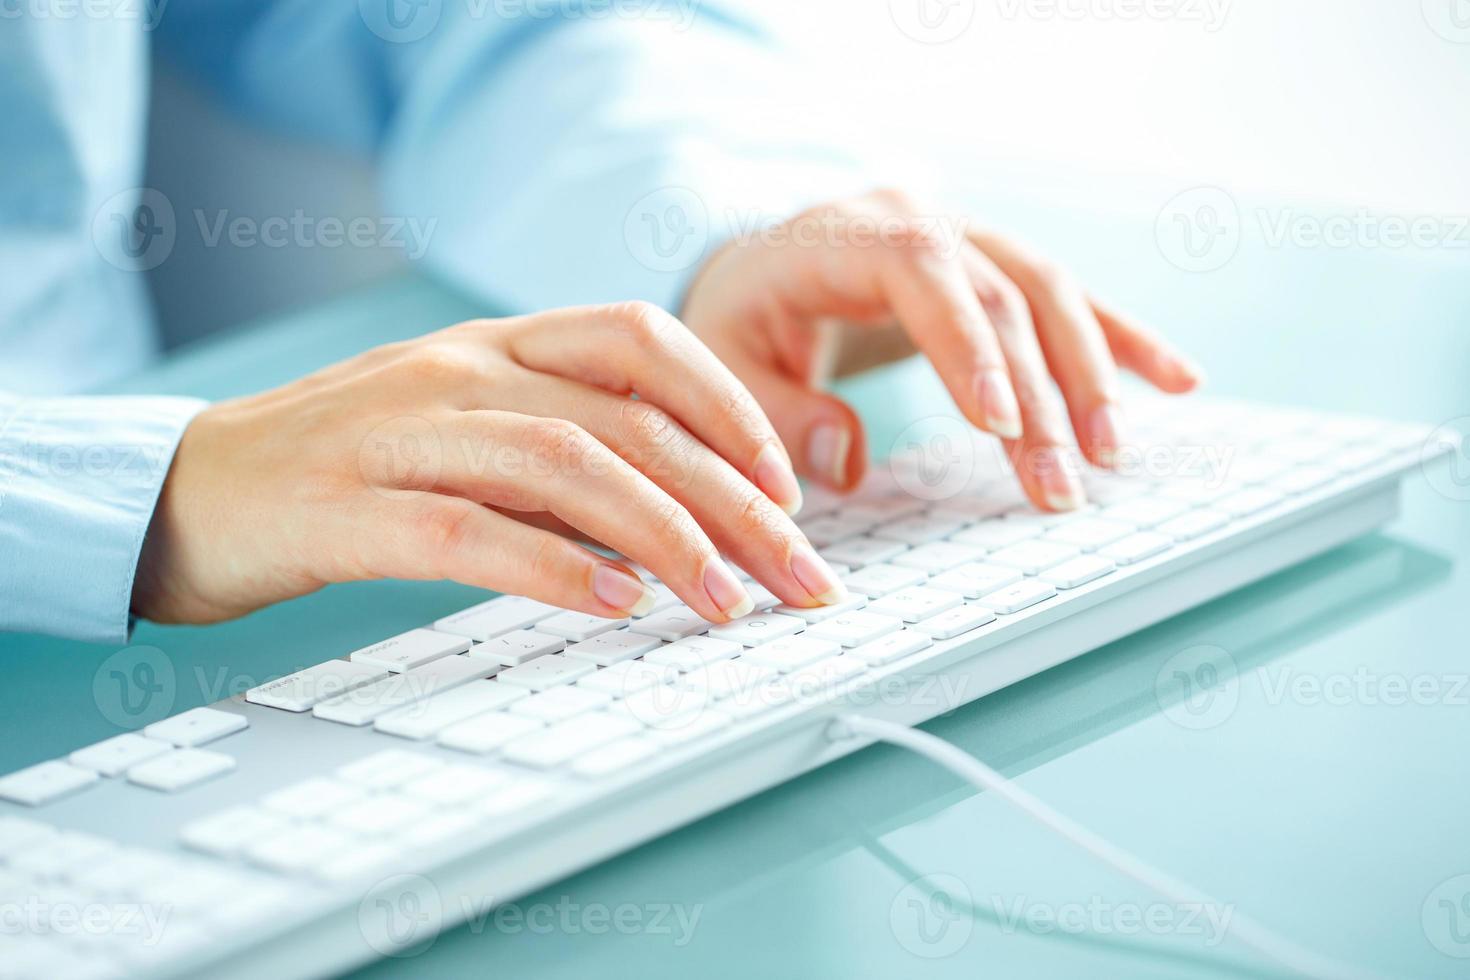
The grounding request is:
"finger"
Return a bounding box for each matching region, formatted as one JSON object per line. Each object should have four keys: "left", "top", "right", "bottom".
{"left": 959, "top": 245, "right": 1088, "bottom": 512}
{"left": 724, "top": 347, "right": 867, "bottom": 491}
{"left": 969, "top": 232, "right": 1124, "bottom": 470}
{"left": 505, "top": 374, "right": 849, "bottom": 608}
{"left": 425, "top": 411, "right": 755, "bottom": 623}
{"left": 1091, "top": 300, "right": 1204, "bottom": 393}
{"left": 492, "top": 302, "right": 804, "bottom": 516}
{"left": 368, "top": 494, "right": 657, "bottom": 618}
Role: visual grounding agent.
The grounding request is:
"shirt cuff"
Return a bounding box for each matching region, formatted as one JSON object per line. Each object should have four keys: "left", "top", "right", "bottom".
{"left": 0, "top": 395, "right": 207, "bottom": 644}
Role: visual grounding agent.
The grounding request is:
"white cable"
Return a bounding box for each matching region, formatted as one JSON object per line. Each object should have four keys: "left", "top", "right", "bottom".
{"left": 828, "top": 714, "right": 1378, "bottom": 980}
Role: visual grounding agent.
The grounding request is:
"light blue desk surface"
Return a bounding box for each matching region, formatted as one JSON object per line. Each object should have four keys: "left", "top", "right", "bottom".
{"left": 3, "top": 188, "right": 1469, "bottom": 978}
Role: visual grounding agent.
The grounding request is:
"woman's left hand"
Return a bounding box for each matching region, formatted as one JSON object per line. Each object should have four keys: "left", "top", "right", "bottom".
{"left": 680, "top": 189, "right": 1204, "bottom": 512}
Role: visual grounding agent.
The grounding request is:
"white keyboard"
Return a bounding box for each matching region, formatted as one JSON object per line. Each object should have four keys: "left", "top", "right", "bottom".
{"left": 0, "top": 397, "right": 1452, "bottom": 980}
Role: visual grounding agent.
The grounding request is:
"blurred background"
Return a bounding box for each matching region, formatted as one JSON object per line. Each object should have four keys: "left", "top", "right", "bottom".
{"left": 146, "top": 0, "right": 1470, "bottom": 347}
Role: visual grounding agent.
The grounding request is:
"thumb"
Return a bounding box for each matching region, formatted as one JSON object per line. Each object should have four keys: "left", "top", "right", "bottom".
{"left": 735, "top": 353, "right": 867, "bottom": 493}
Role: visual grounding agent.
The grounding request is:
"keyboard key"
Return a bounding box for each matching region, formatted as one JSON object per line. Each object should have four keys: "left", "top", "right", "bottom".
{"left": 784, "top": 655, "right": 867, "bottom": 697}
{"left": 181, "top": 806, "right": 287, "bottom": 857}
{"left": 1269, "top": 465, "right": 1336, "bottom": 495}
{"left": 627, "top": 605, "right": 715, "bottom": 641}
{"left": 891, "top": 540, "right": 987, "bottom": 572}
{"left": 143, "top": 706, "right": 249, "bottom": 748}
{"left": 677, "top": 660, "right": 775, "bottom": 699}
{"left": 314, "top": 670, "right": 444, "bottom": 727}
{"left": 575, "top": 660, "right": 678, "bottom": 697}
{"left": 1099, "top": 532, "right": 1173, "bottom": 565}
{"left": 1156, "top": 508, "right": 1229, "bottom": 540}
{"left": 986, "top": 540, "right": 1081, "bottom": 575}
{"left": 538, "top": 611, "right": 627, "bottom": 641}
{"left": 708, "top": 612, "right": 805, "bottom": 647}
{"left": 502, "top": 713, "right": 642, "bottom": 768}
{"left": 400, "top": 765, "right": 510, "bottom": 807}
{"left": 433, "top": 595, "right": 559, "bottom": 641}
{"left": 263, "top": 777, "right": 364, "bottom": 819}
{"left": 127, "top": 749, "right": 236, "bottom": 792}
{"left": 980, "top": 579, "right": 1057, "bottom": 615}
{"left": 819, "top": 536, "right": 908, "bottom": 569}
{"left": 849, "top": 629, "right": 935, "bottom": 665}
{"left": 1043, "top": 517, "right": 1135, "bottom": 551}
{"left": 375, "top": 680, "right": 527, "bottom": 739}
{"left": 316, "top": 843, "right": 405, "bottom": 883}
{"left": 0, "top": 816, "right": 56, "bottom": 857}
{"left": 69, "top": 733, "right": 172, "bottom": 776}
{"left": 1216, "top": 487, "right": 1285, "bottom": 516}
{"left": 928, "top": 562, "right": 1022, "bottom": 599}
{"left": 0, "top": 761, "right": 98, "bottom": 806}
{"left": 477, "top": 779, "right": 557, "bottom": 816}
{"left": 510, "top": 686, "right": 612, "bottom": 722}
{"left": 870, "top": 514, "right": 966, "bottom": 545}
{"left": 773, "top": 594, "right": 868, "bottom": 622}
{"left": 1101, "top": 496, "right": 1191, "bottom": 528}
{"left": 246, "top": 824, "right": 356, "bottom": 875}
{"left": 951, "top": 520, "right": 1039, "bottom": 550}
{"left": 565, "top": 630, "right": 661, "bottom": 666}
{"left": 467, "top": 629, "right": 566, "bottom": 666}
{"left": 1039, "top": 555, "right": 1116, "bottom": 589}
{"left": 868, "top": 586, "right": 962, "bottom": 622}
{"left": 843, "top": 563, "right": 928, "bottom": 597}
{"left": 743, "top": 635, "right": 842, "bottom": 672}
{"left": 9, "top": 831, "right": 113, "bottom": 879}
{"left": 349, "top": 628, "right": 470, "bottom": 672}
{"left": 570, "top": 737, "right": 658, "bottom": 778}
{"left": 645, "top": 635, "right": 742, "bottom": 671}
{"left": 807, "top": 610, "right": 903, "bottom": 647}
{"left": 329, "top": 795, "right": 433, "bottom": 837}
{"left": 400, "top": 812, "right": 479, "bottom": 851}
{"left": 911, "top": 604, "right": 997, "bottom": 640}
{"left": 437, "top": 711, "right": 544, "bottom": 754}
{"left": 1156, "top": 479, "right": 1232, "bottom": 505}
{"left": 479, "top": 651, "right": 593, "bottom": 693}
{"left": 246, "top": 659, "right": 388, "bottom": 712}
{"left": 647, "top": 709, "right": 733, "bottom": 746}
{"left": 337, "top": 749, "right": 443, "bottom": 790}
{"left": 610, "top": 684, "right": 715, "bottom": 729}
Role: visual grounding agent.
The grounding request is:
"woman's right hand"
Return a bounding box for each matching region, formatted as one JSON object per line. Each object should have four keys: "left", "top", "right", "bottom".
{"left": 132, "top": 302, "right": 847, "bottom": 627}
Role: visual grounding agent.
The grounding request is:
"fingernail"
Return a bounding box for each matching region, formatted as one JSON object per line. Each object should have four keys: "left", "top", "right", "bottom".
{"left": 703, "top": 558, "right": 754, "bottom": 619}
{"left": 754, "top": 442, "right": 803, "bottom": 516}
{"left": 593, "top": 565, "right": 656, "bottom": 616}
{"left": 1087, "top": 403, "right": 1125, "bottom": 467}
{"left": 807, "top": 423, "right": 851, "bottom": 487}
{"left": 1034, "top": 446, "right": 1087, "bottom": 511}
{"left": 789, "top": 544, "right": 848, "bottom": 605}
{"left": 976, "top": 368, "right": 1022, "bottom": 440}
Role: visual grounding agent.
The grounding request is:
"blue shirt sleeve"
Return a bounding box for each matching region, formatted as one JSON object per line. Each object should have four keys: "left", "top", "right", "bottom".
{"left": 0, "top": 394, "right": 206, "bottom": 643}
{"left": 151, "top": 0, "right": 872, "bottom": 314}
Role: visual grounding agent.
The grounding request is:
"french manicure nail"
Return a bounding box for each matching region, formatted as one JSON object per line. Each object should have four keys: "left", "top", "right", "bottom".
{"left": 789, "top": 544, "right": 847, "bottom": 605}
{"left": 754, "top": 442, "right": 803, "bottom": 516}
{"left": 1035, "top": 446, "right": 1087, "bottom": 512}
{"left": 977, "top": 368, "right": 1023, "bottom": 440}
{"left": 807, "top": 423, "right": 851, "bottom": 487}
{"left": 1088, "top": 403, "right": 1125, "bottom": 467}
{"left": 593, "top": 565, "right": 656, "bottom": 616}
{"left": 703, "top": 558, "right": 754, "bottom": 619}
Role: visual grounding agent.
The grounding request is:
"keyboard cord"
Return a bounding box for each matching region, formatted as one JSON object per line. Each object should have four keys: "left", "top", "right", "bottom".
{"left": 827, "top": 714, "right": 1381, "bottom": 980}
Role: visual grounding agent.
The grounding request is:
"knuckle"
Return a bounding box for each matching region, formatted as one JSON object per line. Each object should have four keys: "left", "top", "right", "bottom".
{"left": 524, "top": 417, "right": 594, "bottom": 472}
{"left": 417, "top": 504, "right": 475, "bottom": 568}
{"left": 399, "top": 343, "right": 479, "bottom": 385}
{"left": 1029, "top": 258, "right": 1076, "bottom": 297}
{"left": 525, "top": 534, "right": 565, "bottom": 586}
{"left": 605, "top": 300, "right": 681, "bottom": 348}
{"left": 978, "top": 280, "right": 1033, "bottom": 335}
{"left": 731, "top": 487, "right": 782, "bottom": 538}
{"left": 869, "top": 186, "right": 919, "bottom": 213}
{"left": 619, "top": 400, "right": 681, "bottom": 451}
